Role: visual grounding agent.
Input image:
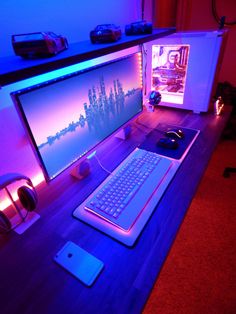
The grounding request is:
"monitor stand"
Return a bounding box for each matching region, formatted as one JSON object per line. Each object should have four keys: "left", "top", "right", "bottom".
{"left": 13, "top": 210, "right": 40, "bottom": 234}
{"left": 1, "top": 194, "right": 40, "bottom": 235}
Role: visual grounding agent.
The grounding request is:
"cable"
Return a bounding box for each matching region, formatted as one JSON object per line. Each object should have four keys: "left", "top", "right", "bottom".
{"left": 93, "top": 154, "right": 113, "bottom": 175}
{"left": 211, "top": 0, "right": 236, "bottom": 27}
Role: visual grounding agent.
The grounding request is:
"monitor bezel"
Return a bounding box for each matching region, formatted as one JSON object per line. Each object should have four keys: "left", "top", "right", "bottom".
{"left": 11, "top": 52, "right": 143, "bottom": 181}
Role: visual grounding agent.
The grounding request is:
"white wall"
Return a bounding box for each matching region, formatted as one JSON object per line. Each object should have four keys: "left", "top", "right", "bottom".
{"left": 0, "top": 0, "right": 153, "bottom": 57}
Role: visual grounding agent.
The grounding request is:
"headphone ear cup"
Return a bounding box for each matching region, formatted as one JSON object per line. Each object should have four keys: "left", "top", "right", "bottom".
{"left": 17, "top": 186, "right": 37, "bottom": 212}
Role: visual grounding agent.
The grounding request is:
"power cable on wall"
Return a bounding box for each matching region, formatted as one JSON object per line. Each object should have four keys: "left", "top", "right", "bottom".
{"left": 212, "top": 0, "right": 236, "bottom": 27}
{"left": 141, "top": 0, "right": 145, "bottom": 20}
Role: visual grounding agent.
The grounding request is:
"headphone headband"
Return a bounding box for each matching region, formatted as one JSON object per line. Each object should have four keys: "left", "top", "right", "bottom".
{"left": 0, "top": 173, "right": 33, "bottom": 190}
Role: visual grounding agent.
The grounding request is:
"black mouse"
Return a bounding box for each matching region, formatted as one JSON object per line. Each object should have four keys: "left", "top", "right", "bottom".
{"left": 156, "top": 137, "right": 179, "bottom": 149}
{"left": 165, "top": 128, "right": 184, "bottom": 139}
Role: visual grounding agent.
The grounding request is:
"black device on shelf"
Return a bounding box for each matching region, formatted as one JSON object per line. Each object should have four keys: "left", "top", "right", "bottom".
{"left": 90, "top": 24, "right": 122, "bottom": 43}
{"left": 125, "top": 20, "right": 153, "bottom": 35}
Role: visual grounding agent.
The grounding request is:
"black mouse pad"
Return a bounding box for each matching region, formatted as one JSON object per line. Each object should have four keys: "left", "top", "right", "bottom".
{"left": 139, "top": 123, "right": 199, "bottom": 160}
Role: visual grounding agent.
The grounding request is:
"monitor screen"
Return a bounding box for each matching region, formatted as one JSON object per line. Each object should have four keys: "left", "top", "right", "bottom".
{"left": 12, "top": 53, "right": 143, "bottom": 180}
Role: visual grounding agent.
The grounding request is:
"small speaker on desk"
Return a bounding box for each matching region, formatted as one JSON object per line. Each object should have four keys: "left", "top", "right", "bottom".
{"left": 70, "top": 160, "right": 91, "bottom": 180}
{"left": 115, "top": 125, "right": 132, "bottom": 140}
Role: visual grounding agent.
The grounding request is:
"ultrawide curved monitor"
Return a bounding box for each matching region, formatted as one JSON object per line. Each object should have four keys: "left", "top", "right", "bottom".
{"left": 11, "top": 53, "right": 143, "bottom": 180}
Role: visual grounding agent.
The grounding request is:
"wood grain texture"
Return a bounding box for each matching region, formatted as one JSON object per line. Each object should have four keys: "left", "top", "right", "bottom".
{"left": 0, "top": 106, "right": 231, "bottom": 314}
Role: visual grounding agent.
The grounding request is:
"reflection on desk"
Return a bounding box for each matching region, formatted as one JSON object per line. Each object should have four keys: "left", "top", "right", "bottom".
{"left": 0, "top": 106, "right": 231, "bottom": 314}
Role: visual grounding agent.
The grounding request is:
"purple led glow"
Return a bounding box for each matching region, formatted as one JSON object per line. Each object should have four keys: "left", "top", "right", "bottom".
{"left": 13, "top": 53, "right": 143, "bottom": 180}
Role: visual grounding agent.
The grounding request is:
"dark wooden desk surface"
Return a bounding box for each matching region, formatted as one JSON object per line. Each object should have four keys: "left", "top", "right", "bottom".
{"left": 0, "top": 106, "right": 231, "bottom": 314}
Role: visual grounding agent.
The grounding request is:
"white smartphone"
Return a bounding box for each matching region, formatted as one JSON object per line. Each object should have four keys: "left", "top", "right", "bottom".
{"left": 54, "top": 241, "right": 104, "bottom": 286}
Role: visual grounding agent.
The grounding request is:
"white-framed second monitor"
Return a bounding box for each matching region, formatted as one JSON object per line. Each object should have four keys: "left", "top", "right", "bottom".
{"left": 144, "top": 30, "right": 227, "bottom": 113}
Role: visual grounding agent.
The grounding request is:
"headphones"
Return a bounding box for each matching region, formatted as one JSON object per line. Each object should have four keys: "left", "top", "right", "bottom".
{"left": 0, "top": 173, "right": 38, "bottom": 233}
